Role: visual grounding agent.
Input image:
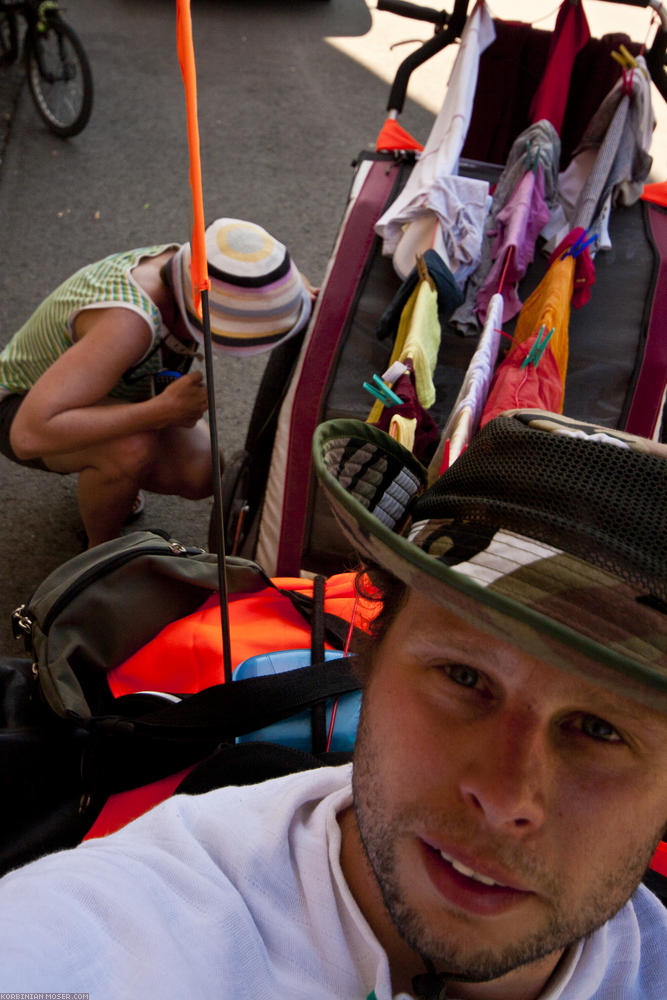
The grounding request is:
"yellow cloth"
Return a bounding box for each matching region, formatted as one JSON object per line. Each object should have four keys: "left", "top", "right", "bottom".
{"left": 367, "top": 282, "right": 420, "bottom": 425}
{"left": 400, "top": 281, "right": 440, "bottom": 408}
{"left": 388, "top": 414, "right": 417, "bottom": 451}
{"left": 367, "top": 279, "right": 440, "bottom": 424}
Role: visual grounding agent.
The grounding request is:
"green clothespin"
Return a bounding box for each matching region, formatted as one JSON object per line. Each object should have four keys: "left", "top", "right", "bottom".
{"left": 521, "top": 325, "right": 554, "bottom": 369}
{"left": 531, "top": 327, "right": 555, "bottom": 367}
{"left": 363, "top": 373, "right": 403, "bottom": 407}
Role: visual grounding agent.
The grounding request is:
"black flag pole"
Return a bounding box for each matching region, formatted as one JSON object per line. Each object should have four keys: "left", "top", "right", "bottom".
{"left": 177, "top": 0, "right": 233, "bottom": 685}
{"left": 200, "top": 287, "right": 233, "bottom": 685}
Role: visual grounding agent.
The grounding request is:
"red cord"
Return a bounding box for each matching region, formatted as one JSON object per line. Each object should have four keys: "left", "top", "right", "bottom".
{"left": 496, "top": 244, "right": 515, "bottom": 295}
{"left": 326, "top": 593, "right": 360, "bottom": 752}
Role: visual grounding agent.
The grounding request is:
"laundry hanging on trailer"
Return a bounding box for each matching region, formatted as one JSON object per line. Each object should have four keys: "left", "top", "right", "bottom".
{"left": 427, "top": 291, "right": 504, "bottom": 477}
{"left": 478, "top": 226, "right": 596, "bottom": 424}
{"left": 544, "top": 53, "right": 655, "bottom": 254}
{"left": 527, "top": 0, "right": 591, "bottom": 133}
{"left": 374, "top": 0, "right": 496, "bottom": 282}
{"left": 450, "top": 120, "right": 561, "bottom": 334}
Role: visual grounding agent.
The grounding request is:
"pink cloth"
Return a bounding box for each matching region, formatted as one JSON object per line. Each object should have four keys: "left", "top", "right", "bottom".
{"left": 475, "top": 164, "right": 551, "bottom": 324}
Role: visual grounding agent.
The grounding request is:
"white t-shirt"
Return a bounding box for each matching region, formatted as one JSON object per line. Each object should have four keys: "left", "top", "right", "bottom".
{"left": 0, "top": 765, "right": 665, "bottom": 999}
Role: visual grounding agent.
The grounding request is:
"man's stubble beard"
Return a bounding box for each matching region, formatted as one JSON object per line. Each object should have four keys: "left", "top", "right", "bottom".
{"left": 351, "top": 702, "right": 660, "bottom": 984}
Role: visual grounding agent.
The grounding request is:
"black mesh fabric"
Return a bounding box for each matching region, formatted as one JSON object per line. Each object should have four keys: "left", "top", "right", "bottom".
{"left": 411, "top": 416, "right": 667, "bottom": 600}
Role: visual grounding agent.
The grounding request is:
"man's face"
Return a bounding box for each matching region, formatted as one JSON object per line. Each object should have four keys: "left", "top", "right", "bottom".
{"left": 346, "top": 588, "right": 667, "bottom": 988}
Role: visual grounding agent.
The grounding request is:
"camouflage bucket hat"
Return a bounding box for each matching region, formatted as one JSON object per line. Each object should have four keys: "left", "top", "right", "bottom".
{"left": 312, "top": 410, "right": 667, "bottom": 709}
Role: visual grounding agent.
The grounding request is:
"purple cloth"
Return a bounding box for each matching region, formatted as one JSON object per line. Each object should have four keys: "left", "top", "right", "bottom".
{"left": 475, "top": 164, "right": 551, "bottom": 324}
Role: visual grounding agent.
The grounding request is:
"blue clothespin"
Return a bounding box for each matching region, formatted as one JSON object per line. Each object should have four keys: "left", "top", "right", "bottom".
{"left": 570, "top": 233, "right": 597, "bottom": 258}
{"left": 562, "top": 229, "right": 598, "bottom": 260}
{"left": 363, "top": 373, "right": 403, "bottom": 407}
{"left": 561, "top": 229, "right": 588, "bottom": 259}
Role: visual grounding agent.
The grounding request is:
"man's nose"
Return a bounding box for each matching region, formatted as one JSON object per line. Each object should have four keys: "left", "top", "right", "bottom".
{"left": 458, "top": 710, "right": 547, "bottom": 833}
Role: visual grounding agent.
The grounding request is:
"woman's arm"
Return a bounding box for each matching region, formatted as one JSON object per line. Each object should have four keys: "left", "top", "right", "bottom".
{"left": 10, "top": 307, "right": 208, "bottom": 460}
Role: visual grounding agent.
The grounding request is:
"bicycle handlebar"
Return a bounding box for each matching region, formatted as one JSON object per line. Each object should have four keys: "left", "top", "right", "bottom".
{"left": 380, "top": 0, "right": 666, "bottom": 111}
{"left": 382, "top": 0, "right": 469, "bottom": 113}
{"left": 647, "top": 27, "right": 667, "bottom": 101}
{"left": 376, "top": 0, "right": 448, "bottom": 28}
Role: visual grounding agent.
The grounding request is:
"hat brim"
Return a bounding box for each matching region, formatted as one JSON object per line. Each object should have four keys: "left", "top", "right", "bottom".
{"left": 313, "top": 418, "right": 667, "bottom": 710}
{"left": 170, "top": 244, "right": 312, "bottom": 357}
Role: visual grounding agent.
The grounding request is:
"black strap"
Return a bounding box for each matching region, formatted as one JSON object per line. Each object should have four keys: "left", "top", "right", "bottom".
{"left": 310, "top": 575, "right": 327, "bottom": 754}
{"left": 173, "top": 741, "right": 351, "bottom": 796}
{"left": 222, "top": 558, "right": 361, "bottom": 652}
{"left": 122, "top": 337, "right": 194, "bottom": 384}
{"left": 93, "top": 657, "right": 361, "bottom": 743}
{"left": 274, "top": 583, "right": 362, "bottom": 650}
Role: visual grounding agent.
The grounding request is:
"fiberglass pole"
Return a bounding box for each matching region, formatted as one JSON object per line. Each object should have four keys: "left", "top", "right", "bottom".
{"left": 176, "top": 0, "right": 233, "bottom": 685}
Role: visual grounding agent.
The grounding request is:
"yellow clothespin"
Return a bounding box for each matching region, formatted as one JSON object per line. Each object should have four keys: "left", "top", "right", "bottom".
{"left": 611, "top": 44, "right": 647, "bottom": 79}
{"left": 619, "top": 43, "right": 638, "bottom": 69}
{"left": 622, "top": 43, "right": 648, "bottom": 79}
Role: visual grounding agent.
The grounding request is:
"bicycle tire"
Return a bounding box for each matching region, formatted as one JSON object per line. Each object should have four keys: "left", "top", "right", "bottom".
{"left": 0, "top": 8, "right": 18, "bottom": 66}
{"left": 24, "top": 14, "right": 93, "bottom": 137}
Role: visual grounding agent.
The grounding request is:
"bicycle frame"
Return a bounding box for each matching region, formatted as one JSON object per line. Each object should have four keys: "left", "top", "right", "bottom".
{"left": 0, "top": 0, "right": 92, "bottom": 135}
{"left": 0, "top": 0, "right": 74, "bottom": 82}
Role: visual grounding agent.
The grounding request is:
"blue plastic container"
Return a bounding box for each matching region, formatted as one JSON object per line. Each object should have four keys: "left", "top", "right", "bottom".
{"left": 233, "top": 648, "right": 361, "bottom": 752}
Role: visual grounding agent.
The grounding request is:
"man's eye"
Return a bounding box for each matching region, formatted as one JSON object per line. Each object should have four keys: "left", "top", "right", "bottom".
{"left": 580, "top": 714, "right": 622, "bottom": 743}
{"left": 445, "top": 663, "right": 479, "bottom": 688}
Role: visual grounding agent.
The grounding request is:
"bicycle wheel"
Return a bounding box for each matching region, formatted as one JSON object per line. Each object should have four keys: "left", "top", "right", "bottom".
{"left": 0, "top": 8, "right": 18, "bottom": 66}
{"left": 25, "top": 14, "right": 93, "bottom": 137}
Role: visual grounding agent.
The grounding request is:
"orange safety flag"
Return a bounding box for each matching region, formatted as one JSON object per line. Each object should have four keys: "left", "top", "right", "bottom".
{"left": 376, "top": 116, "right": 424, "bottom": 153}
{"left": 176, "top": 0, "right": 210, "bottom": 317}
{"left": 642, "top": 180, "right": 667, "bottom": 209}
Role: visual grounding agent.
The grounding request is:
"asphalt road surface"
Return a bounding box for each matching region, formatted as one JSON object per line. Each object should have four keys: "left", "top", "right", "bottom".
{"left": 0, "top": 0, "right": 664, "bottom": 659}
{"left": 0, "top": 0, "right": 438, "bottom": 657}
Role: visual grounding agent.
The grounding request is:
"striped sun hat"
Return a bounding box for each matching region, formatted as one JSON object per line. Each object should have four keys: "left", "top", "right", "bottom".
{"left": 171, "top": 218, "right": 311, "bottom": 356}
{"left": 313, "top": 410, "right": 667, "bottom": 709}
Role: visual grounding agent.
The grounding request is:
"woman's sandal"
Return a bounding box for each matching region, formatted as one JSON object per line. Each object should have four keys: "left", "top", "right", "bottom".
{"left": 125, "top": 490, "right": 146, "bottom": 522}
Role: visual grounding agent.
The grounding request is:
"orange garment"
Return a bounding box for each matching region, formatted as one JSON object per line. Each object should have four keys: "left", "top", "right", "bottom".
{"left": 87, "top": 573, "right": 370, "bottom": 840}
{"left": 653, "top": 840, "right": 667, "bottom": 878}
{"left": 84, "top": 768, "right": 193, "bottom": 840}
{"left": 107, "top": 572, "right": 370, "bottom": 697}
{"left": 511, "top": 253, "right": 575, "bottom": 405}
{"left": 480, "top": 336, "right": 563, "bottom": 426}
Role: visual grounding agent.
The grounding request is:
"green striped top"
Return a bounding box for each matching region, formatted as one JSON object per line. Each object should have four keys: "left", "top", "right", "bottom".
{"left": 0, "top": 244, "right": 178, "bottom": 402}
